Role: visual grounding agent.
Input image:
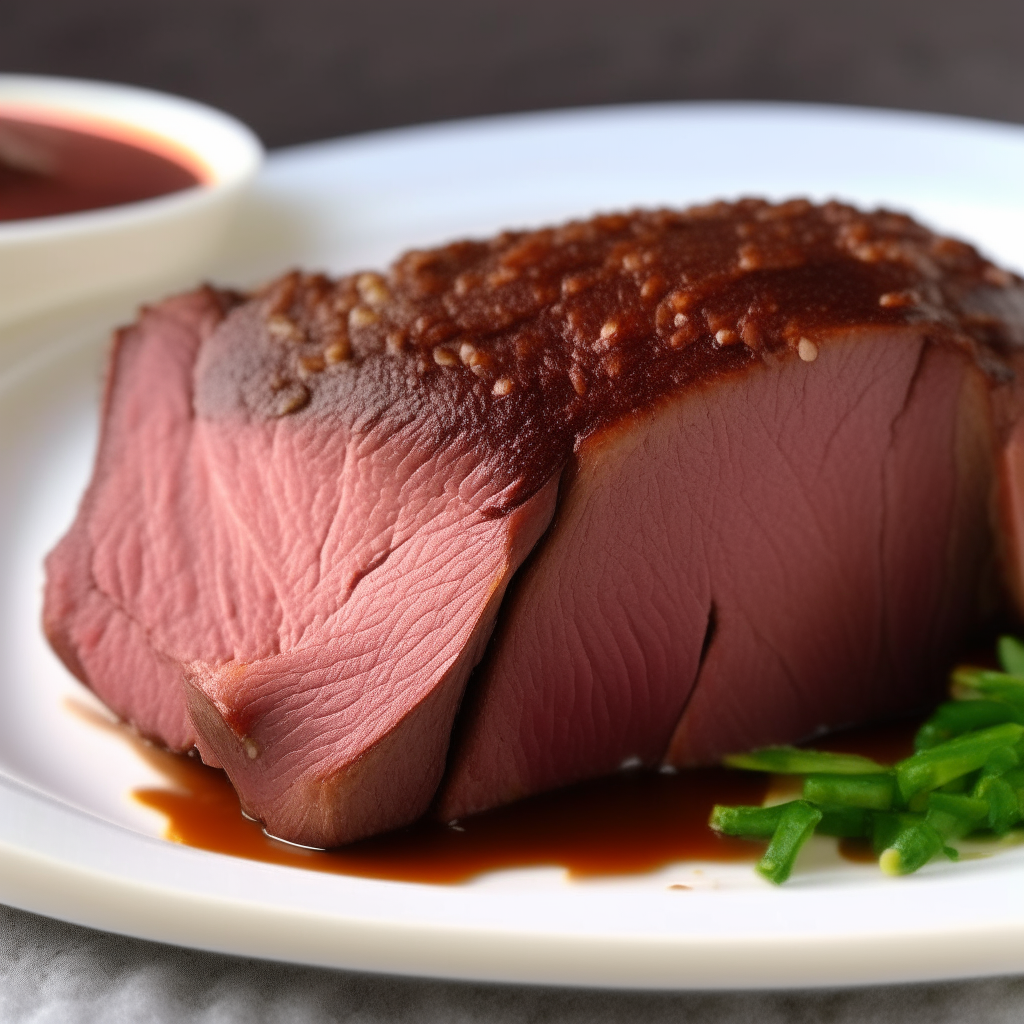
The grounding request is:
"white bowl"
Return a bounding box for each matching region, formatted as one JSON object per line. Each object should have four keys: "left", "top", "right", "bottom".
{"left": 0, "top": 75, "right": 264, "bottom": 327}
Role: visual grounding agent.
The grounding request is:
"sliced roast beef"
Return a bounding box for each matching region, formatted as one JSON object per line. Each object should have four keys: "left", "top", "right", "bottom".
{"left": 44, "top": 286, "right": 559, "bottom": 845}
{"left": 437, "top": 330, "right": 996, "bottom": 817}
{"left": 44, "top": 199, "right": 1024, "bottom": 846}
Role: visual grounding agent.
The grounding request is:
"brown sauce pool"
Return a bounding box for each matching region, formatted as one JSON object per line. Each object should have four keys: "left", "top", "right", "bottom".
{"left": 138, "top": 761, "right": 772, "bottom": 883}
{"left": 68, "top": 699, "right": 919, "bottom": 884}
{"left": 0, "top": 113, "right": 203, "bottom": 222}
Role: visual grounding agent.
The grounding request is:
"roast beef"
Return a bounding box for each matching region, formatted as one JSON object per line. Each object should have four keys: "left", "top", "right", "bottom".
{"left": 43, "top": 199, "right": 1024, "bottom": 846}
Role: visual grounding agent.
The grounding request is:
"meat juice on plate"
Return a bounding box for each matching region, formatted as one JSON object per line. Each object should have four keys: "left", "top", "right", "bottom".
{"left": 73, "top": 697, "right": 922, "bottom": 883}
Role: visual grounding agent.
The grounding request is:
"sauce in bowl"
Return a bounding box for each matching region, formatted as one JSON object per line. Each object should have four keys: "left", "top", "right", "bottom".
{"left": 0, "top": 114, "right": 203, "bottom": 222}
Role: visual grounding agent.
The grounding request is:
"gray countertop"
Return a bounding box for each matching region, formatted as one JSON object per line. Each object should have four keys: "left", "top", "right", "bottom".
{"left": 6, "top": 904, "right": 1024, "bottom": 1024}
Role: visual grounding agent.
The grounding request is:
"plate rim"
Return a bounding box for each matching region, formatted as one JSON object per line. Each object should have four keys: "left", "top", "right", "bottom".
{"left": 6, "top": 99, "right": 1024, "bottom": 989}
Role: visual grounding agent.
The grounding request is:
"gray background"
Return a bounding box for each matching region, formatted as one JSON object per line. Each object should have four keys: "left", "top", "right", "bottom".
{"left": 5, "top": 0, "right": 1024, "bottom": 1019}
{"left": 5, "top": 0, "right": 1024, "bottom": 147}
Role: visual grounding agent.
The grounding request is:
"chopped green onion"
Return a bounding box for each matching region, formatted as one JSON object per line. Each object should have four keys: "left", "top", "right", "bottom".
{"left": 914, "top": 700, "right": 1018, "bottom": 750}
{"left": 952, "top": 669, "right": 1024, "bottom": 714}
{"left": 997, "top": 766, "right": 1024, "bottom": 798}
{"left": 724, "top": 746, "right": 888, "bottom": 775}
{"left": 878, "top": 819, "right": 954, "bottom": 876}
{"left": 953, "top": 667, "right": 1024, "bottom": 690}
{"left": 756, "top": 801, "right": 822, "bottom": 885}
{"left": 972, "top": 775, "right": 1020, "bottom": 835}
{"left": 924, "top": 792, "right": 989, "bottom": 840}
{"left": 998, "top": 636, "right": 1024, "bottom": 675}
{"left": 708, "top": 803, "right": 786, "bottom": 838}
{"left": 802, "top": 772, "right": 895, "bottom": 810}
{"left": 872, "top": 811, "right": 919, "bottom": 855}
{"left": 981, "top": 744, "right": 1021, "bottom": 777}
{"left": 894, "top": 723, "right": 1024, "bottom": 802}
{"left": 906, "top": 791, "right": 930, "bottom": 813}
{"left": 815, "top": 806, "right": 873, "bottom": 838}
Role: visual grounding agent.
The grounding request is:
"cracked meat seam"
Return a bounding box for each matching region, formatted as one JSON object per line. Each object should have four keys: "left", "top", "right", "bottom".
{"left": 657, "top": 599, "right": 717, "bottom": 764}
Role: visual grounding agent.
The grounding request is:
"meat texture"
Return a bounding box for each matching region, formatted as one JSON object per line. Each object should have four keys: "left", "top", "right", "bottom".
{"left": 43, "top": 199, "right": 1024, "bottom": 846}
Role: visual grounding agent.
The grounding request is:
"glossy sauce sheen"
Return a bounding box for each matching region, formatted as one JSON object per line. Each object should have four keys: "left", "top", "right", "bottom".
{"left": 0, "top": 115, "right": 201, "bottom": 221}
{"left": 95, "top": 699, "right": 917, "bottom": 883}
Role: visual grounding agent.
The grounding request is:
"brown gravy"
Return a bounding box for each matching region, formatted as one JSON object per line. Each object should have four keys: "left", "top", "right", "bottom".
{"left": 136, "top": 760, "right": 772, "bottom": 883}
{"left": 57, "top": 697, "right": 919, "bottom": 884}
{"left": 0, "top": 113, "right": 203, "bottom": 222}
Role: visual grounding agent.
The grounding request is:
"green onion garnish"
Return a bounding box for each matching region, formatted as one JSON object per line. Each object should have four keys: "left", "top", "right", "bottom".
{"left": 998, "top": 635, "right": 1024, "bottom": 675}
{"left": 755, "top": 801, "right": 822, "bottom": 885}
{"left": 708, "top": 636, "right": 1024, "bottom": 884}
{"left": 723, "top": 747, "right": 888, "bottom": 775}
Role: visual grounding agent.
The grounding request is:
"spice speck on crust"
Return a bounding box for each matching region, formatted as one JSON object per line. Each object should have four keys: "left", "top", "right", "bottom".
{"left": 797, "top": 338, "right": 819, "bottom": 362}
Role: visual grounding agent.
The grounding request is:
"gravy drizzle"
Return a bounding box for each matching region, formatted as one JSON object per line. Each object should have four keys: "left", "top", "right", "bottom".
{"left": 67, "top": 697, "right": 918, "bottom": 883}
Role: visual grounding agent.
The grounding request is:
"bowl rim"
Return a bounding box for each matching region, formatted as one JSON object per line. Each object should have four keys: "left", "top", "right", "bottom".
{"left": 0, "top": 74, "right": 264, "bottom": 242}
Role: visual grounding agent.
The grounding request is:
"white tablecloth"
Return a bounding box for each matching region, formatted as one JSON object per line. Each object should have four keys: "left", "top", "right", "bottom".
{"left": 3, "top": 903, "right": 1024, "bottom": 1024}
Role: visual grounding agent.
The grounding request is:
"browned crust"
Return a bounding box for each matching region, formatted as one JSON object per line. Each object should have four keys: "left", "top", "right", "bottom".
{"left": 195, "top": 199, "right": 1024, "bottom": 512}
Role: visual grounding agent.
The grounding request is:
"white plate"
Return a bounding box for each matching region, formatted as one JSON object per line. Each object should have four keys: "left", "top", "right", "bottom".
{"left": 4, "top": 102, "right": 1024, "bottom": 991}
